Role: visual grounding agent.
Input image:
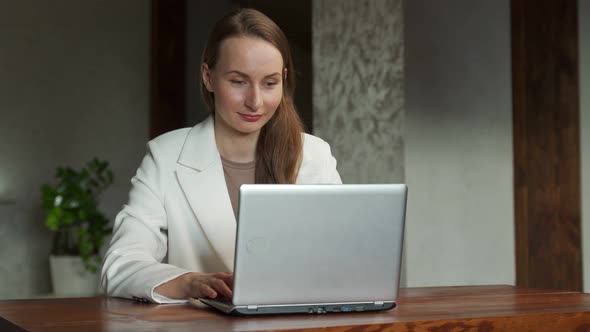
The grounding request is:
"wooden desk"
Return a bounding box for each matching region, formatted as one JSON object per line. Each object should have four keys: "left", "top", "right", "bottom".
{"left": 1, "top": 285, "right": 589, "bottom": 331}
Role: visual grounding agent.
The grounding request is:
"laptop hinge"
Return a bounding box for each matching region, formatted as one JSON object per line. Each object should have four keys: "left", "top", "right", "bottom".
{"left": 247, "top": 305, "right": 258, "bottom": 310}
{"left": 374, "top": 301, "right": 385, "bottom": 307}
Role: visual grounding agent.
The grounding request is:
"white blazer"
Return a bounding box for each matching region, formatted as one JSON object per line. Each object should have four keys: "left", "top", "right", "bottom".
{"left": 101, "top": 116, "right": 342, "bottom": 303}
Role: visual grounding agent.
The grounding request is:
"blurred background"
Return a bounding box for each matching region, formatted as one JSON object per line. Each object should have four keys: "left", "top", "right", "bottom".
{"left": 0, "top": 0, "right": 588, "bottom": 299}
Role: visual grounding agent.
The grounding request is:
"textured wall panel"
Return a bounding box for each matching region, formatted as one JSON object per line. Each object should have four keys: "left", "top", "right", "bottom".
{"left": 312, "top": 0, "right": 404, "bottom": 183}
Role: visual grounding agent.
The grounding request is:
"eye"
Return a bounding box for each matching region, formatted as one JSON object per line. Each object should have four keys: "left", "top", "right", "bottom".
{"left": 264, "top": 81, "right": 278, "bottom": 88}
{"left": 230, "top": 79, "right": 246, "bottom": 85}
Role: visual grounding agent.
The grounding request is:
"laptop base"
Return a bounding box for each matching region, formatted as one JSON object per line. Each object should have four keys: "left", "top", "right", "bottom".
{"left": 197, "top": 298, "right": 396, "bottom": 315}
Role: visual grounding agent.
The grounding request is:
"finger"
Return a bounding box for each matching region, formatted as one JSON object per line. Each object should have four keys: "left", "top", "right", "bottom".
{"left": 210, "top": 278, "right": 233, "bottom": 298}
{"left": 209, "top": 278, "right": 233, "bottom": 299}
{"left": 197, "top": 283, "right": 218, "bottom": 299}
{"left": 214, "top": 272, "right": 232, "bottom": 278}
{"left": 215, "top": 272, "right": 234, "bottom": 286}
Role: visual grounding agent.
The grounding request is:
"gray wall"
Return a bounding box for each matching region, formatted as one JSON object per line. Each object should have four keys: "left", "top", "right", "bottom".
{"left": 0, "top": 1, "right": 149, "bottom": 298}
{"left": 580, "top": 0, "right": 590, "bottom": 292}
{"left": 312, "top": 0, "right": 405, "bottom": 184}
{"left": 404, "top": 0, "right": 515, "bottom": 286}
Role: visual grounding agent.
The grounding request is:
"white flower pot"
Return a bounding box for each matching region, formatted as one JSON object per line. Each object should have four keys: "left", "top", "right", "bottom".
{"left": 49, "top": 255, "right": 99, "bottom": 296}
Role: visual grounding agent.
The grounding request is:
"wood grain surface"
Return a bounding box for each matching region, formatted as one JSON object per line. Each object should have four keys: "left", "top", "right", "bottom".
{"left": 512, "top": 0, "right": 582, "bottom": 291}
{"left": 1, "top": 286, "right": 590, "bottom": 331}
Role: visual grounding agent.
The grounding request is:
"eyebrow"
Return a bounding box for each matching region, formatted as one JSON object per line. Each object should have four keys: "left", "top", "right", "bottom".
{"left": 224, "top": 70, "right": 282, "bottom": 79}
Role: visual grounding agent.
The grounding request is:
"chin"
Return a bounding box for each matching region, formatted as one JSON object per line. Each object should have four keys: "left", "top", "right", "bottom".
{"left": 232, "top": 117, "right": 272, "bottom": 135}
{"left": 232, "top": 122, "right": 266, "bottom": 135}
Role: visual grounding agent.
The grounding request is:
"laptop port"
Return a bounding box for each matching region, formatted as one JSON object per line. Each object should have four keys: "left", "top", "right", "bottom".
{"left": 342, "top": 306, "right": 352, "bottom": 312}
{"left": 355, "top": 306, "right": 364, "bottom": 312}
{"left": 332, "top": 307, "right": 341, "bottom": 312}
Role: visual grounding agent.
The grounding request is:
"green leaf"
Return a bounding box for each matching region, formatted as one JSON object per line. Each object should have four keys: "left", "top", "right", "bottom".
{"left": 62, "top": 211, "right": 75, "bottom": 226}
{"left": 45, "top": 209, "right": 60, "bottom": 231}
{"left": 41, "top": 185, "right": 57, "bottom": 209}
{"left": 78, "top": 210, "right": 88, "bottom": 221}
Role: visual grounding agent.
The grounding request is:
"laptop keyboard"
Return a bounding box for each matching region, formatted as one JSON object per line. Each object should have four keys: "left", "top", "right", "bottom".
{"left": 212, "top": 297, "right": 232, "bottom": 305}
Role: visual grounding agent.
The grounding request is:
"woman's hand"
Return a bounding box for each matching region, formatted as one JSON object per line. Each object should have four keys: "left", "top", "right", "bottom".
{"left": 154, "top": 272, "right": 233, "bottom": 300}
{"left": 185, "top": 272, "right": 234, "bottom": 299}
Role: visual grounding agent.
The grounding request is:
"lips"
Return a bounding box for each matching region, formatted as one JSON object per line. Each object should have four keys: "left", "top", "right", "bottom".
{"left": 239, "top": 113, "right": 263, "bottom": 122}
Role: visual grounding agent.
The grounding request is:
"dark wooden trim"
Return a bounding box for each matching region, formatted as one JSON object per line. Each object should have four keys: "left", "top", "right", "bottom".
{"left": 512, "top": 0, "right": 582, "bottom": 291}
{"left": 150, "top": 0, "right": 187, "bottom": 139}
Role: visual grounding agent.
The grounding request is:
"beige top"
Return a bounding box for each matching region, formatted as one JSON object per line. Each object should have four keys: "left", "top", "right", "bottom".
{"left": 221, "top": 156, "right": 256, "bottom": 219}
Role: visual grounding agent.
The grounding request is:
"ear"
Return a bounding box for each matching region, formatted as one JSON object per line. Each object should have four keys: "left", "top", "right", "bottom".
{"left": 201, "top": 63, "right": 213, "bottom": 92}
{"left": 283, "top": 68, "right": 288, "bottom": 81}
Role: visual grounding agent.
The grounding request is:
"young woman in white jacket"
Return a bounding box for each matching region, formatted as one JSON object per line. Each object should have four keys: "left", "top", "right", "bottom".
{"left": 101, "top": 8, "right": 341, "bottom": 304}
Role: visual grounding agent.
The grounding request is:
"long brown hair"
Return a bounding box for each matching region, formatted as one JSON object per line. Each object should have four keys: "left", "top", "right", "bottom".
{"left": 201, "top": 8, "right": 303, "bottom": 184}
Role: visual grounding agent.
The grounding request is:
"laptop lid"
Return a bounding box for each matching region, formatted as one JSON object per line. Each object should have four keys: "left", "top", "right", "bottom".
{"left": 231, "top": 184, "right": 407, "bottom": 307}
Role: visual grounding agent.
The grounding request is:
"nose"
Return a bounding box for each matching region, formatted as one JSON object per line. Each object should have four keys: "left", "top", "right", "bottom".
{"left": 245, "top": 86, "right": 262, "bottom": 111}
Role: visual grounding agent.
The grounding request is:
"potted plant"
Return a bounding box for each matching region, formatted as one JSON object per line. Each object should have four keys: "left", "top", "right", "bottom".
{"left": 41, "top": 158, "right": 114, "bottom": 296}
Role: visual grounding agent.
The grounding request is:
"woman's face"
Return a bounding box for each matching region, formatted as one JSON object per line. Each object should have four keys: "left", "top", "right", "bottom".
{"left": 202, "top": 36, "right": 284, "bottom": 136}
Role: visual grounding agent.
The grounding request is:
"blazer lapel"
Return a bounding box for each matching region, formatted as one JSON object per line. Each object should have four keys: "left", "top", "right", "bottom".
{"left": 175, "top": 116, "right": 236, "bottom": 271}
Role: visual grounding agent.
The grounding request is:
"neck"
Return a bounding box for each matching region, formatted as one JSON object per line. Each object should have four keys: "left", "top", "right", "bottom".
{"left": 214, "top": 117, "right": 259, "bottom": 163}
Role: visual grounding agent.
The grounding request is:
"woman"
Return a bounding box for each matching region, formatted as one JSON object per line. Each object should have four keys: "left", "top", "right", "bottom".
{"left": 101, "top": 8, "right": 341, "bottom": 304}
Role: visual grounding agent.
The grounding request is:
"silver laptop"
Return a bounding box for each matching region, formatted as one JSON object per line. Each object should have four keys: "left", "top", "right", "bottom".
{"left": 199, "top": 184, "right": 407, "bottom": 315}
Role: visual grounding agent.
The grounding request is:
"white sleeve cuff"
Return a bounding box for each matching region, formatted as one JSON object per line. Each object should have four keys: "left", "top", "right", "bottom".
{"left": 151, "top": 291, "right": 189, "bottom": 304}
{"left": 149, "top": 270, "right": 191, "bottom": 304}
